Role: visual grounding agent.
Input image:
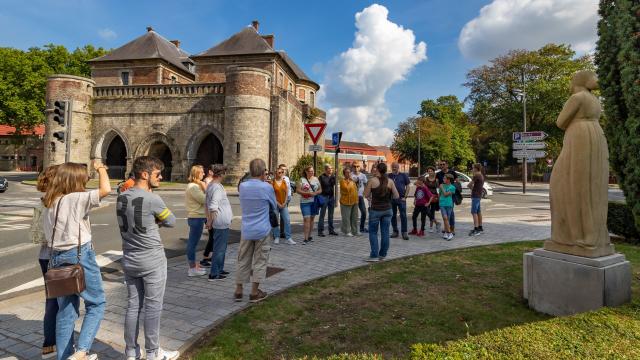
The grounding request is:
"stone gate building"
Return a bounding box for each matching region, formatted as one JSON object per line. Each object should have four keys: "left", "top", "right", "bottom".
{"left": 43, "top": 21, "right": 325, "bottom": 182}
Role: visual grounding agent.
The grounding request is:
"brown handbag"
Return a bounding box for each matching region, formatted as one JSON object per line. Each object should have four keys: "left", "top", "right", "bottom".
{"left": 45, "top": 197, "right": 86, "bottom": 299}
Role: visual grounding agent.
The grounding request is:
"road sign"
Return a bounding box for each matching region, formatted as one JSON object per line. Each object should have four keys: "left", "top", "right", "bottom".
{"left": 308, "top": 144, "right": 323, "bottom": 152}
{"left": 517, "top": 158, "right": 537, "bottom": 163}
{"left": 513, "top": 131, "right": 548, "bottom": 142}
{"left": 512, "top": 142, "right": 546, "bottom": 150}
{"left": 513, "top": 150, "right": 546, "bottom": 158}
{"left": 331, "top": 132, "right": 342, "bottom": 147}
{"left": 305, "top": 123, "right": 327, "bottom": 144}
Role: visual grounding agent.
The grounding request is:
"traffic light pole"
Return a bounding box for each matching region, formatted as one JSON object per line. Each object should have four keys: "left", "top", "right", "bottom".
{"left": 65, "top": 101, "right": 73, "bottom": 163}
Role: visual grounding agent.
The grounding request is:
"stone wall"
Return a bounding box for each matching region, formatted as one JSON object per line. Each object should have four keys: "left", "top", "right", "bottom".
{"left": 271, "top": 91, "right": 305, "bottom": 170}
{"left": 92, "top": 84, "right": 225, "bottom": 181}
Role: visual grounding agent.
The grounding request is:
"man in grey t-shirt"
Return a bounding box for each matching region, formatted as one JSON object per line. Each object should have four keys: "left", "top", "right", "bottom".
{"left": 116, "top": 156, "right": 178, "bottom": 360}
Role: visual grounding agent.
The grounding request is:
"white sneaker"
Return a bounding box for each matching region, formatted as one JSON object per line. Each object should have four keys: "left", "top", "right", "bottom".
{"left": 346, "top": 233, "right": 354, "bottom": 237}
{"left": 274, "top": 238, "right": 280, "bottom": 245}
{"left": 356, "top": 231, "right": 362, "bottom": 236}
{"left": 442, "top": 232, "right": 448, "bottom": 239}
{"left": 149, "top": 349, "right": 179, "bottom": 360}
{"left": 286, "top": 238, "right": 296, "bottom": 245}
{"left": 188, "top": 268, "right": 206, "bottom": 277}
{"left": 447, "top": 233, "right": 454, "bottom": 241}
{"left": 428, "top": 227, "right": 434, "bottom": 233}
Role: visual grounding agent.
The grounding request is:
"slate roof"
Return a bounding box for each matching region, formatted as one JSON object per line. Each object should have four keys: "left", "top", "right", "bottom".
{"left": 89, "top": 30, "right": 194, "bottom": 75}
{"left": 194, "top": 27, "right": 318, "bottom": 87}
{"left": 194, "top": 27, "right": 276, "bottom": 57}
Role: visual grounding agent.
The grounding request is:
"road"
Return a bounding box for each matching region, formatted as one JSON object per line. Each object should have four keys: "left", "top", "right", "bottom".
{"left": 0, "top": 174, "right": 626, "bottom": 295}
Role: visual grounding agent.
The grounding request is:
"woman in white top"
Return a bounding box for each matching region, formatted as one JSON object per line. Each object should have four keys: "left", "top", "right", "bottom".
{"left": 184, "top": 165, "right": 208, "bottom": 277}
{"left": 296, "top": 165, "right": 322, "bottom": 244}
{"left": 43, "top": 161, "right": 111, "bottom": 360}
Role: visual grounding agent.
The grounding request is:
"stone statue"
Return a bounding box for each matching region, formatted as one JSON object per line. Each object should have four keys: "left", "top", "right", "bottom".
{"left": 545, "top": 70, "right": 614, "bottom": 258}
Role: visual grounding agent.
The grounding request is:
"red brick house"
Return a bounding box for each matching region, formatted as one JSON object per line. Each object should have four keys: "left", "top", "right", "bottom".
{"left": 0, "top": 125, "right": 45, "bottom": 171}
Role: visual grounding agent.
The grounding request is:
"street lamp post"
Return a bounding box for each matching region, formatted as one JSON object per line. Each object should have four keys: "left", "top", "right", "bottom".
{"left": 417, "top": 118, "right": 421, "bottom": 177}
{"left": 521, "top": 70, "right": 527, "bottom": 195}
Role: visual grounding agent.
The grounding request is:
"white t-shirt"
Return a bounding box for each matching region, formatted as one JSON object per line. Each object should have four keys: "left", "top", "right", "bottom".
{"left": 43, "top": 190, "right": 100, "bottom": 251}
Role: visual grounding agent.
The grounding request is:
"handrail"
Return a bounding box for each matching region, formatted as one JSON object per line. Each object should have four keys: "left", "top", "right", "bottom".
{"left": 94, "top": 83, "right": 225, "bottom": 97}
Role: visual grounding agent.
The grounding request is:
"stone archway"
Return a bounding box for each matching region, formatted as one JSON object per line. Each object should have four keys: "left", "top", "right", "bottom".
{"left": 134, "top": 133, "right": 181, "bottom": 181}
{"left": 105, "top": 135, "right": 127, "bottom": 179}
{"left": 186, "top": 126, "right": 224, "bottom": 171}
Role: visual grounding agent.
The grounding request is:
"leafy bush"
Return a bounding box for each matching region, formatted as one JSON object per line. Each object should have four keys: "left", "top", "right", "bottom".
{"left": 290, "top": 154, "right": 342, "bottom": 183}
{"left": 608, "top": 201, "right": 640, "bottom": 242}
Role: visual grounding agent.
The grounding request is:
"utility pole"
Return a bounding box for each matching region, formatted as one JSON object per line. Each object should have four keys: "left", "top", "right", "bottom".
{"left": 417, "top": 118, "right": 421, "bottom": 177}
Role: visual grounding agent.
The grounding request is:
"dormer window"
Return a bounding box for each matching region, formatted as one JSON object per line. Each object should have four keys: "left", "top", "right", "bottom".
{"left": 120, "top": 71, "right": 130, "bottom": 85}
{"left": 171, "top": 76, "right": 177, "bottom": 84}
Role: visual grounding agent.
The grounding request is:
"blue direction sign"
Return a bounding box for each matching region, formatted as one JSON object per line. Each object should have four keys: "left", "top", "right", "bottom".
{"left": 332, "top": 132, "right": 343, "bottom": 146}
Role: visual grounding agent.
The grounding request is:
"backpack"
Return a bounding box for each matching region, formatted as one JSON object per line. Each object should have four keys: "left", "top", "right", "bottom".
{"left": 453, "top": 182, "right": 463, "bottom": 205}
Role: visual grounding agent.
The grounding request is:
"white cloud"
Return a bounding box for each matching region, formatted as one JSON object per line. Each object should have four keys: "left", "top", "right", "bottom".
{"left": 459, "top": 0, "right": 598, "bottom": 60}
{"left": 319, "top": 4, "right": 426, "bottom": 146}
{"left": 98, "top": 28, "right": 117, "bottom": 41}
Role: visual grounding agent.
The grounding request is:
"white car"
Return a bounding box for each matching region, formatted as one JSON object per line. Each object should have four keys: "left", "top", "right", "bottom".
{"left": 406, "top": 170, "right": 493, "bottom": 199}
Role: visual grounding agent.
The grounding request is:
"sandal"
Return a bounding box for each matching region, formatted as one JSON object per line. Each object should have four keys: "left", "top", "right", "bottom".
{"left": 249, "top": 289, "right": 268, "bottom": 303}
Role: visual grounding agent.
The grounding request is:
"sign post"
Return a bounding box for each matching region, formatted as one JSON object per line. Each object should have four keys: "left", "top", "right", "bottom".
{"left": 332, "top": 132, "right": 342, "bottom": 207}
{"left": 513, "top": 131, "right": 547, "bottom": 194}
{"left": 305, "top": 123, "right": 327, "bottom": 173}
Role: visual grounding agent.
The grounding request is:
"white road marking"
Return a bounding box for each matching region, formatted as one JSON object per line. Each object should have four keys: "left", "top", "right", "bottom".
{"left": 0, "top": 242, "right": 38, "bottom": 256}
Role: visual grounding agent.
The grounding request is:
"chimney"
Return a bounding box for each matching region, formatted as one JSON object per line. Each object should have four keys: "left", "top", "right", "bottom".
{"left": 251, "top": 20, "right": 259, "bottom": 32}
{"left": 261, "top": 35, "right": 274, "bottom": 48}
{"left": 146, "top": 26, "right": 153, "bottom": 32}
{"left": 170, "top": 40, "right": 181, "bottom": 48}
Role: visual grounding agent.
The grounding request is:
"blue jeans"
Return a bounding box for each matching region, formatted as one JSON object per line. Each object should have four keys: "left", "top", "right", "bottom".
{"left": 368, "top": 209, "right": 392, "bottom": 258}
{"left": 187, "top": 218, "right": 206, "bottom": 266}
{"left": 358, "top": 196, "right": 367, "bottom": 232}
{"left": 210, "top": 228, "right": 229, "bottom": 277}
{"left": 272, "top": 206, "right": 291, "bottom": 239}
{"left": 50, "top": 242, "right": 105, "bottom": 360}
{"left": 318, "top": 196, "right": 335, "bottom": 233}
{"left": 391, "top": 199, "right": 408, "bottom": 233}
{"left": 450, "top": 205, "right": 456, "bottom": 229}
{"left": 39, "top": 259, "right": 58, "bottom": 348}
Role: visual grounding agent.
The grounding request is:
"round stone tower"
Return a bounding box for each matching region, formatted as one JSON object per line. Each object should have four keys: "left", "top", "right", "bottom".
{"left": 223, "top": 66, "right": 272, "bottom": 183}
{"left": 44, "top": 74, "right": 95, "bottom": 167}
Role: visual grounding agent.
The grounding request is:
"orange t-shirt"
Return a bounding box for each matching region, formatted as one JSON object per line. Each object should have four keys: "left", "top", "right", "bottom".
{"left": 272, "top": 179, "right": 288, "bottom": 205}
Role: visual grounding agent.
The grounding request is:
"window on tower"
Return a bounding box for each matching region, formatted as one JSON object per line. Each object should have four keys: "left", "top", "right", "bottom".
{"left": 121, "top": 71, "right": 130, "bottom": 85}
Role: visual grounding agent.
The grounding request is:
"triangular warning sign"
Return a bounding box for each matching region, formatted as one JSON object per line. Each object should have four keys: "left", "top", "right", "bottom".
{"left": 304, "top": 123, "right": 327, "bottom": 144}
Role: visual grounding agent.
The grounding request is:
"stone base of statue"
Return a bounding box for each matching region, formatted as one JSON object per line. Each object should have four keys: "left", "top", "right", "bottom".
{"left": 523, "top": 248, "right": 631, "bottom": 316}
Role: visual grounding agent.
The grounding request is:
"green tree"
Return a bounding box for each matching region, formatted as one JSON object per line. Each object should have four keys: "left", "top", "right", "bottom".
{"left": 464, "top": 44, "right": 594, "bottom": 166}
{"left": 487, "top": 141, "right": 509, "bottom": 175}
{"left": 596, "top": 0, "right": 640, "bottom": 230}
{"left": 392, "top": 95, "right": 475, "bottom": 171}
{"left": 0, "top": 44, "right": 108, "bottom": 131}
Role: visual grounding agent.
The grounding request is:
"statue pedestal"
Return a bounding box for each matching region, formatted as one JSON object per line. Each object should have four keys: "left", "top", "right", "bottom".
{"left": 523, "top": 248, "right": 631, "bottom": 316}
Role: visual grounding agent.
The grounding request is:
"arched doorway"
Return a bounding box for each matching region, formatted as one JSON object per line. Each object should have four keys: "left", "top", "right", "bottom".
{"left": 195, "top": 133, "right": 223, "bottom": 170}
{"left": 105, "top": 135, "right": 127, "bottom": 179}
{"left": 147, "top": 141, "right": 173, "bottom": 180}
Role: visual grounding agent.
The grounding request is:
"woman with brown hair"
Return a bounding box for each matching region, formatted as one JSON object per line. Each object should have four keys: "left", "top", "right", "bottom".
{"left": 184, "top": 165, "right": 207, "bottom": 277}
{"left": 363, "top": 162, "right": 399, "bottom": 262}
{"left": 32, "top": 165, "right": 59, "bottom": 358}
{"left": 43, "top": 161, "right": 111, "bottom": 360}
{"left": 297, "top": 165, "right": 321, "bottom": 244}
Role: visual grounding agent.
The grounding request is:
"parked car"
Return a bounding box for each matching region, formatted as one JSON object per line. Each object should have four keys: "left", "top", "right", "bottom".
{"left": 406, "top": 170, "right": 493, "bottom": 199}
{"left": 0, "top": 177, "right": 8, "bottom": 193}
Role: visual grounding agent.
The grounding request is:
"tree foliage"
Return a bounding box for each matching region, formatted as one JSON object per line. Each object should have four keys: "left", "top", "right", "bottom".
{"left": 464, "top": 44, "right": 594, "bottom": 168}
{"left": 0, "top": 44, "right": 108, "bottom": 131}
{"left": 391, "top": 95, "right": 475, "bottom": 170}
{"left": 595, "top": 0, "right": 640, "bottom": 230}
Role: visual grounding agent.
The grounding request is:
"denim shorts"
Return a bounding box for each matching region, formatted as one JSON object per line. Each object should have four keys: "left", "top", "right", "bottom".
{"left": 471, "top": 198, "right": 482, "bottom": 214}
{"left": 300, "top": 202, "right": 317, "bottom": 218}
{"left": 440, "top": 206, "right": 454, "bottom": 219}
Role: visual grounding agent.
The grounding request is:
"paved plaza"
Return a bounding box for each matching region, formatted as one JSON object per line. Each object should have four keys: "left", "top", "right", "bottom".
{"left": 0, "top": 216, "right": 550, "bottom": 359}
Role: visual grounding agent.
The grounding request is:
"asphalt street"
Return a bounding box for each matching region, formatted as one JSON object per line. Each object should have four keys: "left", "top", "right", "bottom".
{"left": 0, "top": 173, "right": 627, "bottom": 295}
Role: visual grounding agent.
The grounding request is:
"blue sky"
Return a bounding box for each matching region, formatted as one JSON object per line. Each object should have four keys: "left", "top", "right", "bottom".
{"left": 0, "top": 0, "right": 598, "bottom": 145}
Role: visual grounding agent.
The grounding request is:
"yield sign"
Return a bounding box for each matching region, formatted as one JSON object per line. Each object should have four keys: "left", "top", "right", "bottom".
{"left": 304, "top": 123, "right": 327, "bottom": 145}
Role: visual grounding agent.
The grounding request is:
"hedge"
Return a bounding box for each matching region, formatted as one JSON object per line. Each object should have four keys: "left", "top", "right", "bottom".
{"left": 609, "top": 201, "right": 640, "bottom": 242}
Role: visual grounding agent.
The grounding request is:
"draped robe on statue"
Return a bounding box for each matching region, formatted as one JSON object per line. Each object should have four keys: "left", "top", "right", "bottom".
{"left": 545, "top": 71, "right": 614, "bottom": 258}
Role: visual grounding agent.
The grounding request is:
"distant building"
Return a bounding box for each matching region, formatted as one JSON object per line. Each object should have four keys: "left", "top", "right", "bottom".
{"left": 324, "top": 140, "right": 410, "bottom": 173}
{"left": 0, "top": 125, "right": 45, "bottom": 171}
{"left": 44, "top": 21, "right": 325, "bottom": 181}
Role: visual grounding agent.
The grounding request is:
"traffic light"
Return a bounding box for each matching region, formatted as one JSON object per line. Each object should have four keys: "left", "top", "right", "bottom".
{"left": 53, "top": 100, "right": 67, "bottom": 126}
{"left": 53, "top": 131, "right": 65, "bottom": 143}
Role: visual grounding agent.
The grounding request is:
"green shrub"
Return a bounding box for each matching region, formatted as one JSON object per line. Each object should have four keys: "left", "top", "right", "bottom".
{"left": 290, "top": 154, "right": 342, "bottom": 183}
{"left": 608, "top": 201, "right": 640, "bottom": 242}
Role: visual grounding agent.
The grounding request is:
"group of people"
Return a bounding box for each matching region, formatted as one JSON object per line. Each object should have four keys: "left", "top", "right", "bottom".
{"left": 30, "top": 154, "right": 485, "bottom": 360}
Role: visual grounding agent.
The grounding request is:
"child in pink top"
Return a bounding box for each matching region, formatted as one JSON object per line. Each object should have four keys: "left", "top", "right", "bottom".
{"left": 409, "top": 176, "right": 434, "bottom": 237}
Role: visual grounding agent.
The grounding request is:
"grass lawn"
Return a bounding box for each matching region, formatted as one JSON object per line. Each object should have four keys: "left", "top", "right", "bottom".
{"left": 190, "top": 241, "right": 640, "bottom": 359}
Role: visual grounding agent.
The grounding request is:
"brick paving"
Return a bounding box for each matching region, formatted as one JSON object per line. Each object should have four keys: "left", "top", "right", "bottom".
{"left": 0, "top": 216, "right": 550, "bottom": 359}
